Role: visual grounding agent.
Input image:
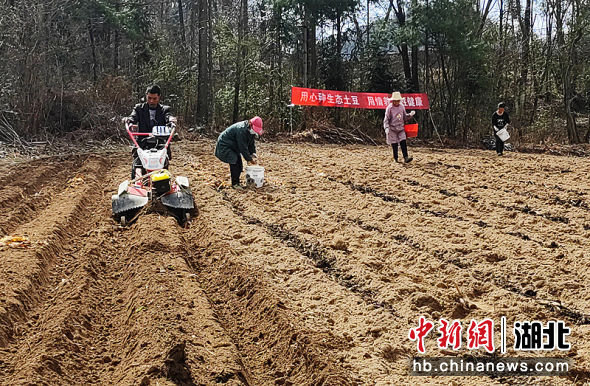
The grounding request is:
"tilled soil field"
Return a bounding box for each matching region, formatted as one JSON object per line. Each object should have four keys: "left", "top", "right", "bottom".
{"left": 0, "top": 140, "right": 588, "bottom": 385}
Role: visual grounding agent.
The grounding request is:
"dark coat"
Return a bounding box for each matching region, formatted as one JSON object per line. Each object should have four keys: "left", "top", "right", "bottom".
{"left": 215, "top": 121, "right": 256, "bottom": 164}
{"left": 129, "top": 103, "right": 173, "bottom": 133}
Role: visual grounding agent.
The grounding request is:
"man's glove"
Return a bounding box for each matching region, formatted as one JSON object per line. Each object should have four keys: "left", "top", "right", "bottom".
{"left": 493, "top": 126, "right": 499, "bottom": 133}
{"left": 122, "top": 117, "right": 132, "bottom": 124}
{"left": 409, "top": 111, "right": 416, "bottom": 117}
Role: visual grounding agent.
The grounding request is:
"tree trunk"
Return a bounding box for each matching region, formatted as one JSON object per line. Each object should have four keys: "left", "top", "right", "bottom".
{"left": 233, "top": 0, "right": 247, "bottom": 122}
{"left": 178, "top": 0, "right": 186, "bottom": 46}
{"left": 303, "top": 21, "right": 308, "bottom": 87}
{"left": 88, "top": 18, "right": 97, "bottom": 83}
{"left": 208, "top": 0, "right": 214, "bottom": 124}
{"left": 392, "top": 0, "right": 411, "bottom": 88}
{"left": 308, "top": 13, "right": 317, "bottom": 86}
{"left": 196, "top": 0, "right": 209, "bottom": 124}
{"left": 515, "top": 0, "right": 532, "bottom": 120}
{"left": 366, "top": 0, "right": 370, "bottom": 46}
{"left": 113, "top": 0, "right": 120, "bottom": 71}
{"left": 411, "top": 45, "right": 419, "bottom": 92}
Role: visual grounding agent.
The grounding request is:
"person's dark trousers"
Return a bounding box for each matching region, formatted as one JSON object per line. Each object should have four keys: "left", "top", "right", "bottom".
{"left": 495, "top": 133, "right": 504, "bottom": 155}
{"left": 229, "top": 156, "right": 243, "bottom": 186}
{"left": 391, "top": 140, "right": 409, "bottom": 161}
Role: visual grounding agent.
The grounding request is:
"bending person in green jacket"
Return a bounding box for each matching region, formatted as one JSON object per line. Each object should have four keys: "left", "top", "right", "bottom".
{"left": 215, "top": 116, "right": 264, "bottom": 189}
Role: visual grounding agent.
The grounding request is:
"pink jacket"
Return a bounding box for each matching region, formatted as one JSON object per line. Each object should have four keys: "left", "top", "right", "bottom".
{"left": 383, "top": 103, "right": 411, "bottom": 145}
{"left": 383, "top": 103, "right": 409, "bottom": 133}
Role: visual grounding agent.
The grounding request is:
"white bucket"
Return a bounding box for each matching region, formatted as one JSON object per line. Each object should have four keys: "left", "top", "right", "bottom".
{"left": 245, "top": 166, "right": 265, "bottom": 188}
{"left": 496, "top": 128, "right": 510, "bottom": 142}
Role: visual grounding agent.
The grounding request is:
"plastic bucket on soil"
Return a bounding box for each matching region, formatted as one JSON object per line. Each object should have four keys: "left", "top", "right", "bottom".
{"left": 404, "top": 123, "right": 419, "bottom": 138}
{"left": 496, "top": 128, "right": 510, "bottom": 142}
{"left": 245, "top": 166, "right": 265, "bottom": 188}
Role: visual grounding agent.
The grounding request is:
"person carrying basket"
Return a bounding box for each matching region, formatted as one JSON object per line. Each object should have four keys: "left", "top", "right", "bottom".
{"left": 491, "top": 102, "right": 510, "bottom": 156}
{"left": 383, "top": 91, "right": 415, "bottom": 163}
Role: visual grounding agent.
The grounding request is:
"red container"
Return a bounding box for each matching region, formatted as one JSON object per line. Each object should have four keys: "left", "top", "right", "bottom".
{"left": 404, "top": 123, "right": 419, "bottom": 138}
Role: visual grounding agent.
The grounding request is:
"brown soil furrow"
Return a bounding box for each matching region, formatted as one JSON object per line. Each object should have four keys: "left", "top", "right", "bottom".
{"left": 0, "top": 141, "right": 587, "bottom": 385}
{"left": 264, "top": 145, "right": 588, "bottom": 281}
{"left": 174, "top": 161, "right": 560, "bottom": 384}
{"left": 0, "top": 161, "right": 78, "bottom": 211}
{"left": 182, "top": 183, "right": 432, "bottom": 384}
{"left": 405, "top": 147, "right": 588, "bottom": 183}
{"left": 96, "top": 214, "right": 249, "bottom": 385}
{"left": 0, "top": 161, "right": 87, "bottom": 235}
{"left": 418, "top": 156, "right": 589, "bottom": 198}
{"left": 349, "top": 211, "right": 589, "bottom": 324}
{"left": 0, "top": 156, "right": 107, "bottom": 348}
{"left": 179, "top": 142, "right": 585, "bottom": 316}
{"left": 177, "top": 142, "right": 585, "bottom": 384}
{"left": 407, "top": 157, "right": 590, "bottom": 227}
{"left": 0, "top": 198, "right": 113, "bottom": 383}
{"left": 219, "top": 190, "right": 399, "bottom": 316}
{"left": 294, "top": 164, "right": 590, "bottom": 314}
{"left": 0, "top": 161, "right": 251, "bottom": 385}
{"left": 188, "top": 143, "right": 589, "bottom": 319}
{"left": 182, "top": 190, "right": 362, "bottom": 384}
{"left": 283, "top": 145, "right": 588, "bottom": 239}
{"left": 219, "top": 170, "right": 588, "bottom": 328}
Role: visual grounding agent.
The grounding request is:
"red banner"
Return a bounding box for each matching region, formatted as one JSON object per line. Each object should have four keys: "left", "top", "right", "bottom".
{"left": 291, "top": 87, "right": 429, "bottom": 109}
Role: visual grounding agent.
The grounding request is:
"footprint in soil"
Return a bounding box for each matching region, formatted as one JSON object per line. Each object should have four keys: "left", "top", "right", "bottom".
{"left": 411, "top": 294, "right": 443, "bottom": 313}
{"left": 484, "top": 252, "right": 507, "bottom": 263}
{"left": 330, "top": 237, "right": 349, "bottom": 252}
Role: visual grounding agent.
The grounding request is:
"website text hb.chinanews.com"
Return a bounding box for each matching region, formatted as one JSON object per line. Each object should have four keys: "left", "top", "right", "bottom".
{"left": 408, "top": 316, "right": 572, "bottom": 376}
{"left": 411, "top": 357, "right": 571, "bottom": 376}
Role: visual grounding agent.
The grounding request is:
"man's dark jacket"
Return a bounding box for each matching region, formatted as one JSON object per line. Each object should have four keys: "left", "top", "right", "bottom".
{"left": 215, "top": 121, "right": 256, "bottom": 164}
{"left": 129, "top": 103, "right": 173, "bottom": 133}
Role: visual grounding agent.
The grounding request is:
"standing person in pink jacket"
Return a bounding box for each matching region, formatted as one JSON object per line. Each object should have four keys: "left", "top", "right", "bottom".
{"left": 383, "top": 91, "right": 415, "bottom": 163}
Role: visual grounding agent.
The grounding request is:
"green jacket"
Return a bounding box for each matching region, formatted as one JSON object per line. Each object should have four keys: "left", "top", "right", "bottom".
{"left": 214, "top": 120, "right": 257, "bottom": 164}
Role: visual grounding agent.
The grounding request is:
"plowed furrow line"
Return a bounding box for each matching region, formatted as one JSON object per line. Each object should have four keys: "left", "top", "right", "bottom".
{"left": 177, "top": 142, "right": 588, "bottom": 383}
{"left": 0, "top": 214, "right": 110, "bottom": 383}
{"left": 278, "top": 145, "right": 584, "bottom": 240}
{"left": 261, "top": 148, "right": 566, "bottom": 251}
{"left": 330, "top": 176, "right": 553, "bottom": 247}
{"left": 244, "top": 150, "right": 590, "bottom": 318}
{"left": 324, "top": 182, "right": 589, "bottom": 320}
{"left": 419, "top": 156, "right": 589, "bottom": 199}
{"left": 284, "top": 146, "right": 587, "bottom": 234}
{"left": 320, "top": 176, "right": 590, "bottom": 310}
{"left": 421, "top": 169, "right": 590, "bottom": 213}
{"left": 222, "top": 173, "right": 588, "bottom": 328}
{"left": 219, "top": 191, "right": 398, "bottom": 316}
{"left": 0, "top": 158, "right": 254, "bottom": 385}
{"left": 0, "top": 164, "right": 86, "bottom": 235}
{"left": 339, "top": 214, "right": 590, "bottom": 325}
{"left": 183, "top": 145, "right": 579, "bottom": 314}
{"left": 183, "top": 182, "right": 456, "bottom": 384}
{"left": 92, "top": 215, "right": 248, "bottom": 385}
{"left": 0, "top": 158, "right": 60, "bottom": 187}
{"left": 182, "top": 209, "right": 358, "bottom": 385}
{"left": 401, "top": 176, "right": 575, "bottom": 223}
{"left": 0, "top": 161, "right": 79, "bottom": 211}
{"left": 0, "top": 157, "right": 107, "bottom": 348}
{"left": 418, "top": 151, "right": 590, "bottom": 196}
